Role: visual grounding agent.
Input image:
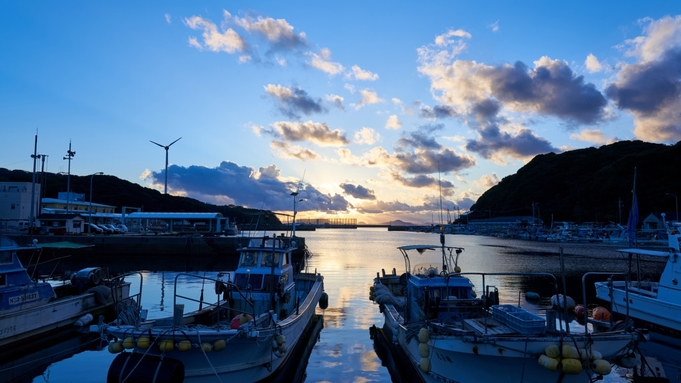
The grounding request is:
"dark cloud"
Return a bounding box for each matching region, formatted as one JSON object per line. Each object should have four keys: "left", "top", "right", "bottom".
{"left": 393, "top": 147, "right": 476, "bottom": 174}
{"left": 605, "top": 49, "right": 681, "bottom": 115}
{"left": 339, "top": 183, "right": 376, "bottom": 200}
{"left": 420, "top": 104, "right": 458, "bottom": 119}
{"left": 465, "top": 123, "right": 559, "bottom": 159}
{"left": 396, "top": 127, "right": 443, "bottom": 150}
{"left": 389, "top": 172, "right": 455, "bottom": 196}
{"left": 270, "top": 141, "right": 319, "bottom": 161}
{"left": 263, "top": 121, "right": 349, "bottom": 146}
{"left": 482, "top": 59, "right": 607, "bottom": 125}
{"left": 265, "top": 85, "right": 327, "bottom": 119}
{"left": 144, "top": 161, "right": 350, "bottom": 212}
{"left": 472, "top": 99, "right": 502, "bottom": 121}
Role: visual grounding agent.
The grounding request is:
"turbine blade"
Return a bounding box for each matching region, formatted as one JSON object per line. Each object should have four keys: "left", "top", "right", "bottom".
{"left": 168, "top": 137, "right": 182, "bottom": 147}
{"left": 150, "top": 140, "right": 164, "bottom": 147}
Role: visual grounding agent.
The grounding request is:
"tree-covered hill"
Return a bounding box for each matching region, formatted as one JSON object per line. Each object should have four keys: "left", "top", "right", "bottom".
{"left": 0, "top": 168, "right": 281, "bottom": 226}
{"left": 470, "top": 140, "right": 681, "bottom": 224}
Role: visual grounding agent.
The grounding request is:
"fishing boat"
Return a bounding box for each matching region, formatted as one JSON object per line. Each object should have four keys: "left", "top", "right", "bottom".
{"left": 0, "top": 236, "right": 131, "bottom": 349}
{"left": 104, "top": 235, "right": 326, "bottom": 383}
{"left": 595, "top": 213, "right": 681, "bottom": 333}
{"left": 371, "top": 228, "right": 644, "bottom": 383}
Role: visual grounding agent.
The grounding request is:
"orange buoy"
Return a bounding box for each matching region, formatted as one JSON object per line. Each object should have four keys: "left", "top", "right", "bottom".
{"left": 591, "top": 306, "right": 611, "bottom": 321}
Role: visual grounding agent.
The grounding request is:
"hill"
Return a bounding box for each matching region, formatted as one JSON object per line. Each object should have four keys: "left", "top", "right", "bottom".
{"left": 470, "top": 140, "right": 681, "bottom": 224}
{"left": 0, "top": 168, "right": 282, "bottom": 226}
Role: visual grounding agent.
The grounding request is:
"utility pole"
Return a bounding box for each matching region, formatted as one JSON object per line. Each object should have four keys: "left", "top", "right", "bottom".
{"left": 63, "top": 141, "right": 75, "bottom": 212}
{"left": 29, "top": 133, "right": 38, "bottom": 230}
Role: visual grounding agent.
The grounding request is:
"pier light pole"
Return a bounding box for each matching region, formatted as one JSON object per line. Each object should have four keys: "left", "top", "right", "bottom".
{"left": 666, "top": 193, "right": 678, "bottom": 223}
{"left": 88, "top": 172, "right": 103, "bottom": 235}
{"left": 63, "top": 141, "right": 75, "bottom": 212}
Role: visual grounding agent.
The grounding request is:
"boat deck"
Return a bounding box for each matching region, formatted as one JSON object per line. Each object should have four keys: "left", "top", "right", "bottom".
{"left": 464, "top": 318, "right": 517, "bottom": 335}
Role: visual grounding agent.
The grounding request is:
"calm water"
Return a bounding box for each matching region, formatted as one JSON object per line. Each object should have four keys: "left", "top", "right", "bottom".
{"left": 4, "top": 228, "right": 678, "bottom": 382}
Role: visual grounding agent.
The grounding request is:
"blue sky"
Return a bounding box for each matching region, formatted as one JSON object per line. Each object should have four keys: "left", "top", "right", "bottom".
{"left": 2, "top": 1, "right": 681, "bottom": 224}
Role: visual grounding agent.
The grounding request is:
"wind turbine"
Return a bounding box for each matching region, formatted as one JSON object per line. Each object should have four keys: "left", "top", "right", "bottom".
{"left": 150, "top": 137, "right": 182, "bottom": 194}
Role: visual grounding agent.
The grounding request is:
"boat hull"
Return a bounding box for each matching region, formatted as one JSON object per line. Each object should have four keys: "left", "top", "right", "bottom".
{"left": 106, "top": 275, "right": 324, "bottom": 382}
{"left": 0, "top": 284, "right": 130, "bottom": 348}
{"left": 595, "top": 281, "right": 681, "bottom": 332}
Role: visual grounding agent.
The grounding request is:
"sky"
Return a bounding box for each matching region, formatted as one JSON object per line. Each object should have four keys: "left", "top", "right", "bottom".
{"left": 2, "top": 1, "right": 681, "bottom": 225}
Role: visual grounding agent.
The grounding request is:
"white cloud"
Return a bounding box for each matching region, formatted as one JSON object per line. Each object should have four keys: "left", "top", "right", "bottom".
{"left": 385, "top": 115, "right": 402, "bottom": 130}
{"left": 569, "top": 129, "right": 617, "bottom": 144}
{"left": 185, "top": 16, "right": 248, "bottom": 53}
{"left": 307, "top": 48, "right": 344, "bottom": 76}
{"left": 165, "top": 13, "right": 172, "bottom": 24}
{"left": 354, "top": 127, "right": 380, "bottom": 145}
{"left": 348, "top": 65, "right": 378, "bottom": 81}
{"left": 621, "top": 15, "right": 681, "bottom": 61}
{"left": 353, "top": 89, "right": 383, "bottom": 109}
{"left": 585, "top": 53, "right": 603, "bottom": 73}
{"left": 488, "top": 20, "right": 499, "bottom": 32}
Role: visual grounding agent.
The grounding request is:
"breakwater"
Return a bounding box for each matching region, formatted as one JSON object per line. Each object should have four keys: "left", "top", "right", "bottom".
{"left": 8, "top": 234, "right": 308, "bottom": 275}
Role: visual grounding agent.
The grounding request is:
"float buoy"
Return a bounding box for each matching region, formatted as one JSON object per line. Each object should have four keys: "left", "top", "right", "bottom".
{"left": 276, "top": 334, "right": 286, "bottom": 345}
{"left": 136, "top": 337, "right": 150, "bottom": 349}
{"left": 230, "top": 313, "right": 253, "bottom": 329}
{"left": 213, "top": 339, "right": 226, "bottom": 352}
{"left": 178, "top": 340, "right": 192, "bottom": 352}
{"left": 418, "top": 343, "right": 430, "bottom": 358}
{"left": 201, "top": 343, "right": 213, "bottom": 353}
{"left": 158, "top": 339, "right": 174, "bottom": 352}
{"left": 562, "top": 358, "right": 582, "bottom": 374}
{"left": 319, "top": 292, "right": 329, "bottom": 309}
{"left": 418, "top": 328, "right": 430, "bottom": 343}
{"left": 538, "top": 354, "right": 559, "bottom": 372}
{"left": 573, "top": 304, "right": 585, "bottom": 317}
{"left": 525, "top": 291, "right": 540, "bottom": 302}
{"left": 108, "top": 340, "right": 124, "bottom": 354}
{"left": 550, "top": 294, "right": 575, "bottom": 310}
{"left": 591, "top": 359, "right": 612, "bottom": 375}
{"left": 591, "top": 306, "right": 611, "bottom": 321}
{"left": 419, "top": 357, "right": 431, "bottom": 373}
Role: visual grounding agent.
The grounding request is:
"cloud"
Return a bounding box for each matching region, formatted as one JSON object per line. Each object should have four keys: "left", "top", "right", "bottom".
{"left": 353, "top": 89, "right": 384, "bottom": 109}
{"left": 488, "top": 20, "right": 499, "bottom": 32}
{"left": 619, "top": 15, "right": 681, "bottom": 61}
{"left": 569, "top": 129, "right": 618, "bottom": 145}
{"left": 465, "top": 123, "right": 560, "bottom": 162}
{"left": 165, "top": 13, "right": 171, "bottom": 24}
{"left": 347, "top": 65, "right": 379, "bottom": 81}
{"left": 418, "top": 34, "right": 609, "bottom": 126}
{"left": 142, "top": 161, "right": 349, "bottom": 212}
{"left": 389, "top": 171, "right": 455, "bottom": 195}
{"left": 307, "top": 48, "right": 344, "bottom": 76}
{"left": 262, "top": 121, "right": 349, "bottom": 146}
{"left": 185, "top": 15, "right": 250, "bottom": 55}
{"left": 340, "top": 183, "right": 376, "bottom": 200}
{"left": 354, "top": 127, "right": 380, "bottom": 145}
{"left": 226, "top": 10, "right": 308, "bottom": 51}
{"left": 474, "top": 173, "right": 500, "bottom": 190}
{"left": 385, "top": 115, "right": 402, "bottom": 129}
{"left": 434, "top": 29, "right": 472, "bottom": 48}
{"left": 264, "top": 84, "right": 327, "bottom": 119}
{"left": 397, "top": 126, "right": 443, "bottom": 150}
{"left": 326, "top": 94, "right": 345, "bottom": 110}
{"left": 393, "top": 147, "right": 477, "bottom": 174}
{"left": 585, "top": 53, "right": 603, "bottom": 73}
{"left": 419, "top": 104, "right": 457, "bottom": 119}
{"left": 270, "top": 141, "right": 320, "bottom": 161}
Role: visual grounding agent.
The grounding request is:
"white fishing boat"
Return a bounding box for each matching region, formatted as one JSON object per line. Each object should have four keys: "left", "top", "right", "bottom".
{"left": 371, "top": 228, "right": 644, "bottom": 383}
{"left": 0, "top": 236, "right": 131, "bottom": 349}
{"left": 595, "top": 214, "right": 681, "bottom": 333}
{"left": 104, "top": 235, "right": 326, "bottom": 382}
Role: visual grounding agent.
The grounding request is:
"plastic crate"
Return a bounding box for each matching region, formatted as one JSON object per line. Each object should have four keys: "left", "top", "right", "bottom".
{"left": 506, "top": 310, "right": 546, "bottom": 334}
{"left": 490, "top": 304, "right": 523, "bottom": 324}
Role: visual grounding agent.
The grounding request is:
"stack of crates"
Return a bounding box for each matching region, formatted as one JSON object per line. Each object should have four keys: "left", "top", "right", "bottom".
{"left": 490, "top": 304, "right": 546, "bottom": 334}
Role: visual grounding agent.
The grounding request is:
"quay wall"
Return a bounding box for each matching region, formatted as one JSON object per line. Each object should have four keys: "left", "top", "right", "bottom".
{"left": 7, "top": 234, "right": 307, "bottom": 275}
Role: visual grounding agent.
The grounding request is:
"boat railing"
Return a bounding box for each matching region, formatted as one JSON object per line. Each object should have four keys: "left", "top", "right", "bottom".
{"left": 581, "top": 271, "right": 629, "bottom": 336}
{"left": 173, "top": 273, "right": 256, "bottom": 323}
{"left": 109, "top": 271, "right": 143, "bottom": 326}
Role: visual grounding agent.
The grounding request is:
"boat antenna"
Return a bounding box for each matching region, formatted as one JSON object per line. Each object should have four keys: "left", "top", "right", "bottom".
{"left": 437, "top": 162, "right": 447, "bottom": 274}
{"left": 627, "top": 167, "right": 638, "bottom": 248}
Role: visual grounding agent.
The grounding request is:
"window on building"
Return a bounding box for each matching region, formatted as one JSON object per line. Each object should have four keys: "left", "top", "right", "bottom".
{"left": 10, "top": 204, "right": 15, "bottom": 210}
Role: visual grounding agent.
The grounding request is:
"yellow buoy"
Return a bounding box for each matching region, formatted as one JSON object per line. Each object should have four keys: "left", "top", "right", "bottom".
{"left": 136, "top": 336, "right": 150, "bottom": 349}
{"left": 419, "top": 358, "right": 431, "bottom": 373}
{"left": 122, "top": 337, "right": 135, "bottom": 349}
{"left": 561, "top": 358, "right": 582, "bottom": 375}
{"left": 178, "top": 340, "right": 192, "bottom": 352}
{"left": 544, "top": 344, "right": 560, "bottom": 358}
{"left": 562, "top": 345, "right": 578, "bottom": 359}
{"left": 201, "top": 343, "right": 213, "bottom": 353}
{"left": 108, "top": 341, "right": 124, "bottom": 354}
{"left": 418, "top": 328, "right": 430, "bottom": 343}
{"left": 276, "top": 334, "right": 286, "bottom": 345}
{"left": 419, "top": 343, "right": 430, "bottom": 358}
{"left": 159, "top": 339, "right": 174, "bottom": 352}
{"left": 213, "top": 339, "right": 226, "bottom": 352}
{"left": 240, "top": 313, "right": 252, "bottom": 325}
{"left": 538, "top": 354, "right": 559, "bottom": 372}
{"left": 591, "top": 359, "right": 612, "bottom": 375}
{"left": 454, "top": 265, "right": 461, "bottom": 273}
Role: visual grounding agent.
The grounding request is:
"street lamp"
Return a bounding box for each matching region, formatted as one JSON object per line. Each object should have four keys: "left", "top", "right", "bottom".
{"left": 88, "top": 172, "right": 104, "bottom": 235}
{"left": 63, "top": 141, "right": 76, "bottom": 212}
{"left": 666, "top": 193, "right": 678, "bottom": 223}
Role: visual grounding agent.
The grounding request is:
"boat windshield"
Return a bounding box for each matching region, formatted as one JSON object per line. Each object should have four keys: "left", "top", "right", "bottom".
{"left": 260, "top": 252, "right": 280, "bottom": 267}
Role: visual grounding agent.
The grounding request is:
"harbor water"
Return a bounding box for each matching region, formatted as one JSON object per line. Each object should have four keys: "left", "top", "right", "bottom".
{"left": 3, "top": 228, "right": 679, "bottom": 382}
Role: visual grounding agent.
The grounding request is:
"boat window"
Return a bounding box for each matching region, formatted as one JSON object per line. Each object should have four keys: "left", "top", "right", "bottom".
{"left": 0, "top": 250, "right": 12, "bottom": 264}
{"left": 261, "top": 252, "right": 280, "bottom": 268}
{"left": 0, "top": 273, "right": 5, "bottom": 287}
{"left": 431, "top": 288, "right": 441, "bottom": 299}
{"left": 241, "top": 252, "right": 257, "bottom": 267}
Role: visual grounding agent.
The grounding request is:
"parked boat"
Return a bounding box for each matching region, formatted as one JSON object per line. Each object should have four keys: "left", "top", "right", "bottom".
{"left": 371, "top": 228, "right": 645, "bottom": 383}
{"left": 104, "top": 235, "right": 326, "bottom": 382}
{"left": 595, "top": 214, "right": 681, "bottom": 333}
{"left": 0, "top": 236, "right": 131, "bottom": 349}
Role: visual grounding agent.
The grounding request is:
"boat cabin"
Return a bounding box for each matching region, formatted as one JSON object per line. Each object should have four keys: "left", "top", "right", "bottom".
{"left": 233, "top": 237, "right": 294, "bottom": 294}
{"left": 407, "top": 266, "right": 481, "bottom": 323}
